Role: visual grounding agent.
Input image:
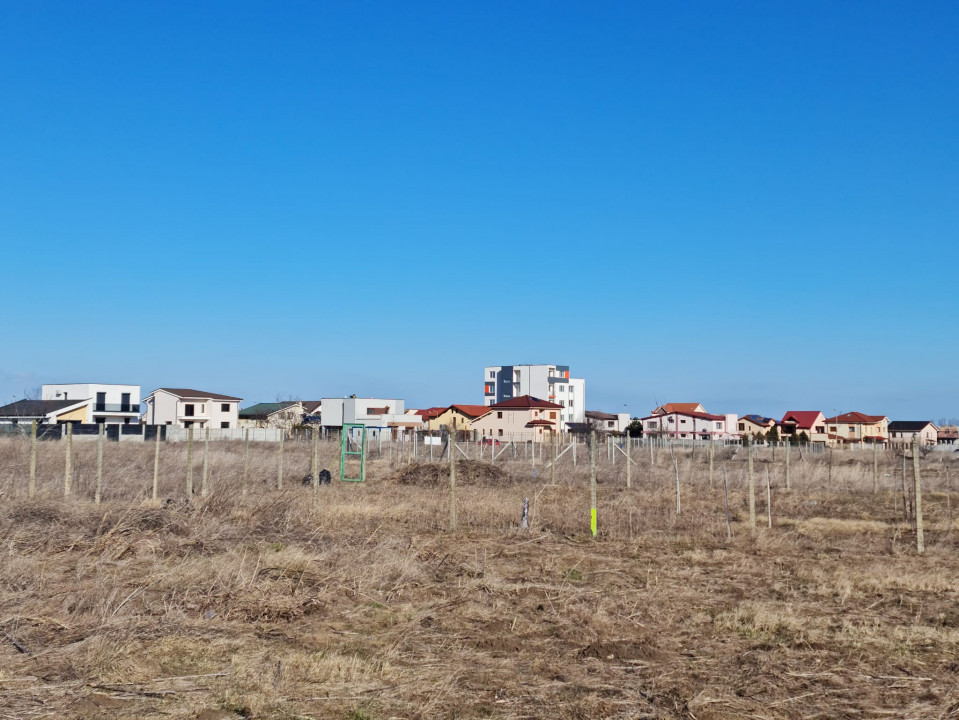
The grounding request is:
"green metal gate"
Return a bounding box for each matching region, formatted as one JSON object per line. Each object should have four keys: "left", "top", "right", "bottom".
{"left": 339, "top": 424, "right": 367, "bottom": 482}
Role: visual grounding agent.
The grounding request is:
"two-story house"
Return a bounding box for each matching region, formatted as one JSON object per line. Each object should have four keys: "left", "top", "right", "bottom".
{"left": 472, "top": 395, "right": 564, "bottom": 442}
{"left": 888, "top": 421, "right": 939, "bottom": 448}
{"left": 824, "top": 412, "right": 889, "bottom": 446}
{"left": 41, "top": 383, "right": 142, "bottom": 424}
{"left": 143, "top": 388, "right": 242, "bottom": 429}
{"left": 778, "top": 411, "right": 828, "bottom": 445}
{"left": 641, "top": 409, "right": 734, "bottom": 441}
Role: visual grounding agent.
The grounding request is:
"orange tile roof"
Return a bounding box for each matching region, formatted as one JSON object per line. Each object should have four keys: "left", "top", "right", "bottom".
{"left": 654, "top": 403, "right": 704, "bottom": 415}
{"left": 449, "top": 404, "right": 490, "bottom": 418}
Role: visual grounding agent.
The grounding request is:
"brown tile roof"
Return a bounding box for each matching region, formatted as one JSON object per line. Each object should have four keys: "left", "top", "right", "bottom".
{"left": 492, "top": 395, "right": 563, "bottom": 410}
{"left": 825, "top": 411, "right": 887, "bottom": 424}
{"left": 302, "top": 401, "right": 322, "bottom": 414}
{"left": 153, "top": 388, "right": 242, "bottom": 401}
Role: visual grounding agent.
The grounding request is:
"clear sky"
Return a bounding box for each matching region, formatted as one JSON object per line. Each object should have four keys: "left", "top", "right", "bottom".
{"left": 1, "top": 2, "right": 957, "bottom": 420}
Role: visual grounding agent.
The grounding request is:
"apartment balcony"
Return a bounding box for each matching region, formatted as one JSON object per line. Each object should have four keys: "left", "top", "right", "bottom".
{"left": 93, "top": 403, "right": 141, "bottom": 414}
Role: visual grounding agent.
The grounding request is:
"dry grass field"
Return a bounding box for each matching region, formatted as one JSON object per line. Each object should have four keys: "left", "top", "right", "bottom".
{"left": 0, "top": 436, "right": 957, "bottom": 719}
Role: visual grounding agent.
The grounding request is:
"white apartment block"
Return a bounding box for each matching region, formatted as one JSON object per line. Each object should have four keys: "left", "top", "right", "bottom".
{"left": 483, "top": 364, "right": 586, "bottom": 426}
{"left": 143, "top": 388, "right": 241, "bottom": 429}
{"left": 41, "top": 383, "right": 142, "bottom": 424}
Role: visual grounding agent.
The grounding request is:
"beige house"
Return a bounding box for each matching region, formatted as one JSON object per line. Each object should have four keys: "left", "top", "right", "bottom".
{"left": 428, "top": 404, "right": 490, "bottom": 432}
{"left": 825, "top": 412, "right": 889, "bottom": 446}
{"left": 779, "top": 411, "right": 828, "bottom": 445}
{"left": 471, "top": 396, "right": 564, "bottom": 443}
{"left": 888, "top": 421, "right": 938, "bottom": 448}
{"left": 737, "top": 414, "right": 776, "bottom": 438}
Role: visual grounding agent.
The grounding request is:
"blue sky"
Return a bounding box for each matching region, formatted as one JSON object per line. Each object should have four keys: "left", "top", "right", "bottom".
{"left": 1, "top": 2, "right": 957, "bottom": 420}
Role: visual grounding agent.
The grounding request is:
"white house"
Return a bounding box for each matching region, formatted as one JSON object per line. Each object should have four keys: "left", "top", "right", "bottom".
{"left": 321, "top": 397, "right": 422, "bottom": 438}
{"left": 41, "top": 383, "right": 142, "bottom": 424}
{"left": 143, "top": 388, "right": 242, "bottom": 429}
{"left": 584, "top": 410, "right": 631, "bottom": 434}
{"left": 483, "top": 364, "right": 586, "bottom": 425}
{"left": 641, "top": 409, "right": 737, "bottom": 441}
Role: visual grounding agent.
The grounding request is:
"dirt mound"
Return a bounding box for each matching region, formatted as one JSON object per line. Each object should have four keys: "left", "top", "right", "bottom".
{"left": 391, "top": 461, "right": 510, "bottom": 487}
{"left": 579, "top": 639, "right": 661, "bottom": 662}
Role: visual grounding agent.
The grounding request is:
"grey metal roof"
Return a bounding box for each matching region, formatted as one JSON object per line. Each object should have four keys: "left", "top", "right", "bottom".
{"left": 0, "top": 399, "right": 85, "bottom": 417}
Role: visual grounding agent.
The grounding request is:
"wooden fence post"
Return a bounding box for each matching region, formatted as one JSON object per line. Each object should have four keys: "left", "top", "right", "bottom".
{"left": 277, "top": 430, "right": 284, "bottom": 490}
{"left": 747, "top": 438, "right": 756, "bottom": 536}
{"left": 765, "top": 467, "right": 772, "bottom": 528}
{"left": 449, "top": 419, "right": 457, "bottom": 530}
{"left": 64, "top": 423, "right": 73, "bottom": 497}
{"left": 201, "top": 428, "right": 210, "bottom": 497}
{"left": 708, "top": 437, "right": 714, "bottom": 490}
{"left": 913, "top": 436, "right": 924, "bottom": 553}
{"left": 152, "top": 426, "right": 161, "bottom": 500}
{"left": 29, "top": 420, "right": 37, "bottom": 498}
{"left": 872, "top": 441, "right": 879, "bottom": 493}
{"left": 785, "top": 440, "right": 791, "bottom": 491}
{"left": 186, "top": 426, "right": 194, "bottom": 499}
{"left": 95, "top": 423, "right": 104, "bottom": 505}
{"left": 722, "top": 462, "right": 732, "bottom": 538}
{"left": 589, "top": 429, "right": 597, "bottom": 537}
{"left": 242, "top": 428, "right": 250, "bottom": 497}
{"left": 670, "top": 442, "right": 681, "bottom": 516}
{"left": 551, "top": 431, "right": 557, "bottom": 485}
{"left": 311, "top": 426, "right": 319, "bottom": 492}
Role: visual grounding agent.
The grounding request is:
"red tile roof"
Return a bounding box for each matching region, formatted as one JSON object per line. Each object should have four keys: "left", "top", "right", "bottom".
{"left": 526, "top": 419, "right": 555, "bottom": 427}
{"left": 414, "top": 407, "right": 446, "bottom": 421}
{"left": 492, "top": 395, "right": 563, "bottom": 410}
{"left": 779, "top": 411, "right": 823, "bottom": 429}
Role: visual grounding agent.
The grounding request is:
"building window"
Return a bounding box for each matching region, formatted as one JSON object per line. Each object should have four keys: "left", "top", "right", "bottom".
{"left": 221, "top": 403, "right": 229, "bottom": 412}
{"left": 497, "top": 429, "right": 503, "bottom": 436}
{"left": 489, "top": 371, "right": 494, "bottom": 379}
{"left": 497, "top": 412, "right": 503, "bottom": 419}
{"left": 550, "top": 412, "right": 556, "bottom": 419}
{"left": 715, "top": 422, "right": 722, "bottom": 429}
{"left": 221, "top": 421, "right": 229, "bottom": 428}
{"left": 607, "top": 421, "right": 614, "bottom": 428}
{"left": 680, "top": 419, "right": 687, "bottom": 424}
{"left": 648, "top": 421, "right": 658, "bottom": 429}
{"left": 738, "top": 423, "right": 745, "bottom": 431}
{"left": 184, "top": 404, "right": 195, "bottom": 417}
